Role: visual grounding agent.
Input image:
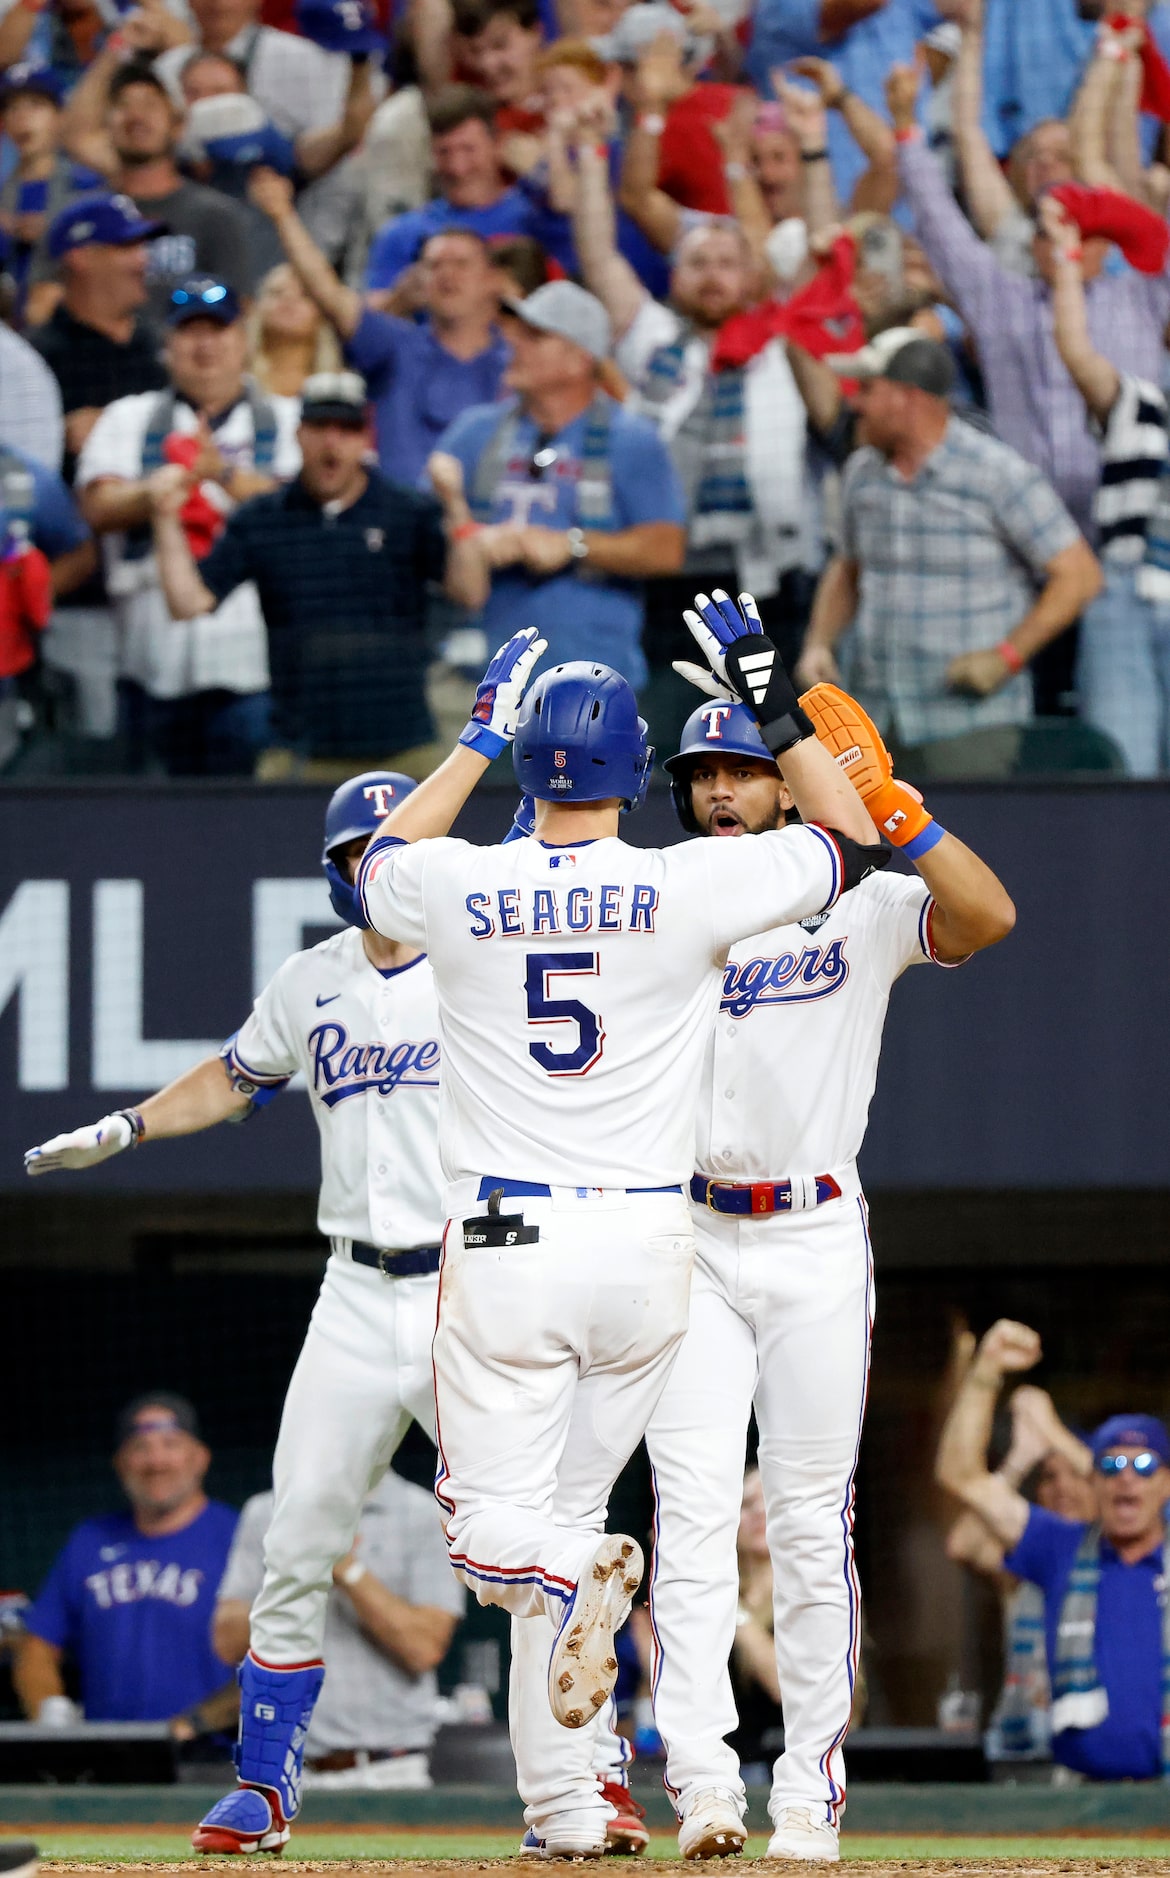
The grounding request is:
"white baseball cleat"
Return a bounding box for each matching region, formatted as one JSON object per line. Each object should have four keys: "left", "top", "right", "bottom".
{"left": 520, "top": 1817, "right": 609, "bottom": 1859}
{"left": 548, "top": 1535, "right": 644, "bottom": 1729}
{"left": 765, "top": 1808, "right": 840, "bottom": 1861}
{"left": 677, "top": 1788, "right": 746, "bottom": 1860}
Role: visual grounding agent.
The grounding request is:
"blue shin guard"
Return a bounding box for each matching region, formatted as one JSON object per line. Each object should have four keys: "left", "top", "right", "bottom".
{"left": 235, "top": 1652, "right": 325, "bottom": 1822}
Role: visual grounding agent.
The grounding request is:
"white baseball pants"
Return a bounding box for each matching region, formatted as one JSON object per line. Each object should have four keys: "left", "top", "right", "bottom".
{"left": 434, "top": 1186, "right": 693, "bottom": 1617}
{"left": 248, "top": 1251, "right": 439, "bottom": 1665}
{"left": 645, "top": 1182, "right": 874, "bottom": 1830}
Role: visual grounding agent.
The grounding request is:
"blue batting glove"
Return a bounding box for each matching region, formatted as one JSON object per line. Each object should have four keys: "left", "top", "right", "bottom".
{"left": 459, "top": 628, "right": 548, "bottom": 762}
{"left": 502, "top": 794, "right": 536, "bottom": 843}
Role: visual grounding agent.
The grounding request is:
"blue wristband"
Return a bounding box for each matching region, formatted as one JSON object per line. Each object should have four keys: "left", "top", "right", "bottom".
{"left": 459, "top": 721, "right": 508, "bottom": 762}
{"left": 902, "top": 820, "right": 946, "bottom": 860}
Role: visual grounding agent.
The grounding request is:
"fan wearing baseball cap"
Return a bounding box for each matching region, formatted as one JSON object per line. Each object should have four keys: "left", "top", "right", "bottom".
{"left": 794, "top": 325, "right": 1102, "bottom": 780}
{"left": 938, "top": 1319, "right": 1170, "bottom": 1781}
{"left": 426, "top": 278, "right": 686, "bottom": 690}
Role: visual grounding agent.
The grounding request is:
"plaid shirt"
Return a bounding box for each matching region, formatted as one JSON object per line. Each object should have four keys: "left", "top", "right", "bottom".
{"left": 842, "top": 417, "right": 1080, "bottom": 745}
{"left": 899, "top": 140, "right": 1170, "bottom": 538}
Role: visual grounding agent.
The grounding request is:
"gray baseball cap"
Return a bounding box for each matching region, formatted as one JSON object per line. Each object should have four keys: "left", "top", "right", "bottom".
{"left": 300, "top": 369, "right": 368, "bottom": 427}
{"left": 823, "top": 325, "right": 956, "bottom": 398}
{"left": 501, "top": 280, "right": 612, "bottom": 362}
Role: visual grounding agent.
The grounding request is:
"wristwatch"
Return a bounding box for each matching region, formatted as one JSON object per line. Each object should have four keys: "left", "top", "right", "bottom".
{"left": 566, "top": 527, "right": 589, "bottom": 562}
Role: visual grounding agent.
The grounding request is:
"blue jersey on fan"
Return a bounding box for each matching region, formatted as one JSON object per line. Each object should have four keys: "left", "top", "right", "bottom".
{"left": 22, "top": 1501, "right": 238, "bottom": 1721}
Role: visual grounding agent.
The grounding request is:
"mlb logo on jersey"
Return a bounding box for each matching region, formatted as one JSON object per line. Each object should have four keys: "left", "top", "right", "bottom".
{"left": 549, "top": 853, "right": 576, "bottom": 869}
{"left": 702, "top": 704, "right": 734, "bottom": 740}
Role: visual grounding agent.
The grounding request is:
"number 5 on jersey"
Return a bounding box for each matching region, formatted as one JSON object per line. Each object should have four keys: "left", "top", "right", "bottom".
{"left": 524, "top": 952, "right": 605, "bottom": 1075}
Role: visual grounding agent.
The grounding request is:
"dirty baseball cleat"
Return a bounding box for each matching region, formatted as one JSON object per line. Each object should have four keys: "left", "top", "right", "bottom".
{"left": 549, "top": 1535, "right": 644, "bottom": 1729}
{"left": 765, "top": 1808, "right": 840, "bottom": 1861}
{"left": 677, "top": 1788, "right": 746, "bottom": 1860}
{"left": 600, "top": 1780, "right": 649, "bottom": 1855}
{"left": 192, "top": 1785, "right": 290, "bottom": 1855}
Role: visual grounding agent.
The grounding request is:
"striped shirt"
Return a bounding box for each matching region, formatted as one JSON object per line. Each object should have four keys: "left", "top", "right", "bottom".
{"left": 1095, "top": 372, "right": 1170, "bottom": 565}
{"left": 898, "top": 139, "right": 1170, "bottom": 539}
{"left": 841, "top": 416, "right": 1080, "bottom": 745}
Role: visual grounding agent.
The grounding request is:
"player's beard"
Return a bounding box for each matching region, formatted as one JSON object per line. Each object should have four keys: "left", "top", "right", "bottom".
{"left": 702, "top": 797, "right": 788, "bottom": 837}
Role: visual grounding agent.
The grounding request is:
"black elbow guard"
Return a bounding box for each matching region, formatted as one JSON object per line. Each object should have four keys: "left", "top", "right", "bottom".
{"left": 821, "top": 827, "right": 893, "bottom": 895}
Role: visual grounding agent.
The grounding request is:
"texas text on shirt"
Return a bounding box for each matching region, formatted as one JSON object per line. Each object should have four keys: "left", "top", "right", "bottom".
{"left": 220, "top": 925, "right": 442, "bottom": 1249}
{"left": 700, "top": 867, "right": 963, "bottom": 1180}
{"left": 21, "top": 1501, "right": 238, "bottom": 1722}
{"left": 357, "top": 825, "right": 846, "bottom": 1195}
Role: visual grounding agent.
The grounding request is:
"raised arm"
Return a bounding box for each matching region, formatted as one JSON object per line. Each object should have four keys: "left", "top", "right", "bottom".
{"left": 788, "top": 57, "right": 897, "bottom": 215}
{"left": 890, "top": 66, "right": 1005, "bottom": 319}
{"left": 249, "top": 167, "right": 362, "bottom": 338}
{"left": 949, "top": 0, "right": 1017, "bottom": 239}
{"left": 573, "top": 133, "right": 648, "bottom": 340}
{"left": 616, "top": 35, "right": 690, "bottom": 257}
{"left": 934, "top": 1319, "right": 1039, "bottom": 1548}
{"left": 713, "top": 91, "right": 774, "bottom": 267}
{"left": 59, "top": 38, "right": 122, "bottom": 180}
{"left": 364, "top": 628, "right": 547, "bottom": 845}
{"left": 1040, "top": 195, "right": 1120, "bottom": 425}
{"left": 294, "top": 59, "right": 377, "bottom": 182}
{"left": 773, "top": 66, "right": 841, "bottom": 239}
{"left": 911, "top": 825, "right": 1015, "bottom": 958}
{"left": 1070, "top": 19, "right": 1137, "bottom": 195}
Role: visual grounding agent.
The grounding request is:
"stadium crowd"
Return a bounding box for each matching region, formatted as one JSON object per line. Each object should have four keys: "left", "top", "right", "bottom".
{"left": 4, "top": 0, "right": 1170, "bottom": 777}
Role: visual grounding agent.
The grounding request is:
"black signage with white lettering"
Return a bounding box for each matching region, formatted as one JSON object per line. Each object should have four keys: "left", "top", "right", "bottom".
{"left": 2, "top": 781, "right": 1167, "bottom": 1191}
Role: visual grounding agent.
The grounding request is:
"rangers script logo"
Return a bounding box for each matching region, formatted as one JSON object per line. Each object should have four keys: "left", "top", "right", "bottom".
{"left": 721, "top": 938, "right": 849, "bottom": 1018}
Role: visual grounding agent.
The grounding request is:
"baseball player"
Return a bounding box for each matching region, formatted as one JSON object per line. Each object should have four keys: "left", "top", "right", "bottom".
{"left": 24, "top": 770, "right": 446, "bottom": 1857}
{"left": 22, "top": 742, "right": 650, "bottom": 1862}
{"left": 636, "top": 594, "right": 1016, "bottom": 1860}
{"left": 353, "top": 611, "right": 891, "bottom": 1854}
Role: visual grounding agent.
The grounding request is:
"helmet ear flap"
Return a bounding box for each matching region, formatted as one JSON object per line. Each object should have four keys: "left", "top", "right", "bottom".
{"left": 324, "top": 856, "right": 369, "bottom": 929}
{"left": 669, "top": 774, "right": 699, "bottom": 834}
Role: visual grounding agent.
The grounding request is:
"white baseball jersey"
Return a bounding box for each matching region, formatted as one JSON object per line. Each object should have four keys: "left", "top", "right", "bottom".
{"left": 697, "top": 868, "right": 954, "bottom": 1180}
{"left": 222, "top": 927, "right": 442, "bottom": 1248}
{"left": 358, "top": 826, "right": 844, "bottom": 1191}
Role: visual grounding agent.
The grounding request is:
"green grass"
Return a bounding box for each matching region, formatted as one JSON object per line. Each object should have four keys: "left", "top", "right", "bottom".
{"left": 28, "top": 1832, "right": 1170, "bottom": 1863}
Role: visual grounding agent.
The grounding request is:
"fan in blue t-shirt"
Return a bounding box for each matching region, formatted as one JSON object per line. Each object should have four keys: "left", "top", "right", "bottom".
{"left": 938, "top": 1317, "right": 1170, "bottom": 1783}
{"left": 16, "top": 1394, "right": 238, "bottom": 1728}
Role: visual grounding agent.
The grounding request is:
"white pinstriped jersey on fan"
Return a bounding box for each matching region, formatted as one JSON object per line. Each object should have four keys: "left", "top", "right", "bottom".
{"left": 357, "top": 825, "right": 845, "bottom": 1193}
{"left": 221, "top": 927, "right": 442, "bottom": 1249}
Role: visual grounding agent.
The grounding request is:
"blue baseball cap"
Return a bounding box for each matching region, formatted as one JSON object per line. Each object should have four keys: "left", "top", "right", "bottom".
{"left": 167, "top": 276, "right": 241, "bottom": 327}
{"left": 0, "top": 62, "right": 64, "bottom": 106}
{"left": 1090, "top": 1413, "right": 1170, "bottom": 1465}
{"left": 47, "top": 191, "right": 167, "bottom": 260}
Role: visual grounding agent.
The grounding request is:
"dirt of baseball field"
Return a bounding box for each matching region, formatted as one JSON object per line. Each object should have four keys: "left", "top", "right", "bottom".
{"left": 37, "top": 1860, "right": 1170, "bottom": 1877}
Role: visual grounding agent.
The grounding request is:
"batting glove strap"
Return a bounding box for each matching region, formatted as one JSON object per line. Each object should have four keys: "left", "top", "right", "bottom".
{"left": 113, "top": 1107, "right": 146, "bottom": 1146}
{"left": 724, "top": 633, "right": 815, "bottom": 752}
{"left": 458, "top": 720, "right": 508, "bottom": 762}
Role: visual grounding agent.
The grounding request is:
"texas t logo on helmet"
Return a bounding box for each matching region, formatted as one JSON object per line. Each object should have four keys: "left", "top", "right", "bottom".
{"left": 702, "top": 704, "right": 734, "bottom": 740}
{"left": 322, "top": 770, "right": 418, "bottom": 928}
{"left": 362, "top": 783, "right": 401, "bottom": 817}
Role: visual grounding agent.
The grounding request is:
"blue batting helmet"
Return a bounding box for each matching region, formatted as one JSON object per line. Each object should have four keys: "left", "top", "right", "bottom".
{"left": 322, "top": 770, "right": 416, "bottom": 927}
{"left": 664, "top": 700, "right": 779, "bottom": 833}
{"left": 513, "top": 662, "right": 653, "bottom": 809}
